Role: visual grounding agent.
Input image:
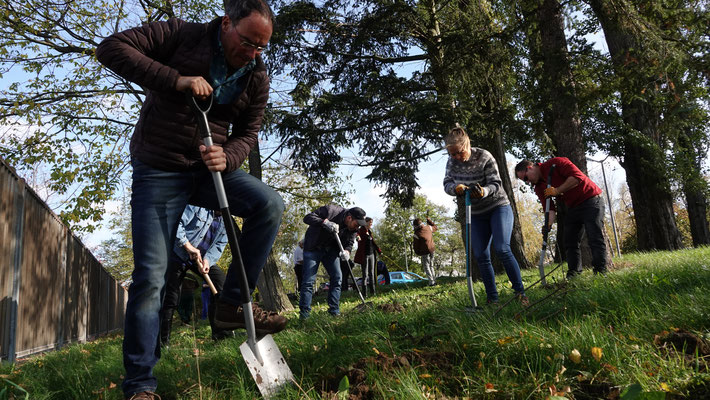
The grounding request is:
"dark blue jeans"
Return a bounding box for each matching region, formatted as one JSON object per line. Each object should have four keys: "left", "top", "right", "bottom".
{"left": 299, "top": 248, "right": 342, "bottom": 318}
{"left": 564, "top": 195, "right": 608, "bottom": 275}
{"left": 122, "top": 159, "right": 284, "bottom": 396}
{"left": 470, "top": 204, "right": 524, "bottom": 302}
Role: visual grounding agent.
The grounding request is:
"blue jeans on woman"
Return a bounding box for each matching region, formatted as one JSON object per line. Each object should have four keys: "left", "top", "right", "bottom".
{"left": 122, "top": 159, "right": 284, "bottom": 396}
{"left": 299, "top": 248, "right": 342, "bottom": 318}
{"left": 470, "top": 204, "right": 524, "bottom": 302}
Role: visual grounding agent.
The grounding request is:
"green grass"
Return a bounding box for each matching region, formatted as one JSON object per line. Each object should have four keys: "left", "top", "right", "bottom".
{"left": 2, "top": 247, "right": 709, "bottom": 399}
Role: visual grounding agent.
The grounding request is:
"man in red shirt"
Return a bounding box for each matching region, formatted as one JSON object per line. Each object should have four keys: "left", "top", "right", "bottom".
{"left": 515, "top": 158, "right": 608, "bottom": 278}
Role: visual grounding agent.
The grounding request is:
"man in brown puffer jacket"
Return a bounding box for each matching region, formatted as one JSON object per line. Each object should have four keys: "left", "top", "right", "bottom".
{"left": 96, "top": 1, "right": 284, "bottom": 398}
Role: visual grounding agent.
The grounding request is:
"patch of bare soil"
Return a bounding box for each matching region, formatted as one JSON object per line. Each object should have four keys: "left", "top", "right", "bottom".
{"left": 654, "top": 329, "right": 710, "bottom": 372}
{"left": 377, "top": 302, "right": 404, "bottom": 313}
{"left": 320, "top": 350, "right": 456, "bottom": 400}
{"left": 573, "top": 380, "right": 621, "bottom": 400}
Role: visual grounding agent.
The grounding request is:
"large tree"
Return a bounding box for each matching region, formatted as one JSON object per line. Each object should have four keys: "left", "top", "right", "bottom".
{"left": 586, "top": 0, "right": 687, "bottom": 250}
{"left": 516, "top": 0, "right": 615, "bottom": 268}
{"left": 269, "top": 0, "right": 533, "bottom": 269}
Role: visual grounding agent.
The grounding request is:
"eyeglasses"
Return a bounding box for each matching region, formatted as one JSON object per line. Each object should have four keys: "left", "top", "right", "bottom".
{"left": 234, "top": 28, "right": 267, "bottom": 52}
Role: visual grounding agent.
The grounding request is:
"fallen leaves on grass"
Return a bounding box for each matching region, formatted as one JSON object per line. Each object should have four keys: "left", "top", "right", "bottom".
{"left": 570, "top": 349, "right": 581, "bottom": 364}
{"left": 485, "top": 382, "right": 497, "bottom": 392}
{"left": 591, "top": 347, "right": 603, "bottom": 362}
{"left": 497, "top": 336, "right": 515, "bottom": 346}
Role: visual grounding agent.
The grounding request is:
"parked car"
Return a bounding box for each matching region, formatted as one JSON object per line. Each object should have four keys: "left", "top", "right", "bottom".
{"left": 386, "top": 271, "right": 426, "bottom": 285}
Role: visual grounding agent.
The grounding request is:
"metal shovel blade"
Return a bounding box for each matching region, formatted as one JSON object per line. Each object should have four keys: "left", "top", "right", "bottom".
{"left": 240, "top": 334, "right": 293, "bottom": 398}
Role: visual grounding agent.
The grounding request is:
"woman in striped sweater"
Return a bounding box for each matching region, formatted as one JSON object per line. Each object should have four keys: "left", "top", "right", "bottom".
{"left": 443, "top": 127, "right": 528, "bottom": 306}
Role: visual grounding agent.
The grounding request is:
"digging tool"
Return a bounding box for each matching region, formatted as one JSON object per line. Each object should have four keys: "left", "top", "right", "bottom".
{"left": 464, "top": 188, "right": 483, "bottom": 312}
{"left": 332, "top": 230, "right": 370, "bottom": 307}
{"left": 202, "top": 272, "right": 218, "bottom": 295}
{"left": 538, "top": 164, "right": 557, "bottom": 287}
{"left": 188, "top": 94, "right": 293, "bottom": 398}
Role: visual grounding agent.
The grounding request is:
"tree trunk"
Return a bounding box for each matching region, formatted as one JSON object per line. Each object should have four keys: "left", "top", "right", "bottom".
{"left": 528, "top": 0, "right": 615, "bottom": 268}
{"left": 684, "top": 186, "right": 710, "bottom": 247}
{"left": 487, "top": 130, "right": 533, "bottom": 270}
{"left": 677, "top": 132, "right": 710, "bottom": 247}
{"left": 588, "top": 0, "right": 682, "bottom": 251}
{"left": 256, "top": 253, "right": 294, "bottom": 312}
{"left": 248, "top": 143, "right": 294, "bottom": 312}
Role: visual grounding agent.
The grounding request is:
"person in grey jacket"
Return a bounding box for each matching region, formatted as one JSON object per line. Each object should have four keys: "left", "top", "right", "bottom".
{"left": 443, "top": 127, "right": 527, "bottom": 306}
{"left": 299, "top": 205, "right": 367, "bottom": 319}
{"left": 96, "top": 1, "right": 285, "bottom": 398}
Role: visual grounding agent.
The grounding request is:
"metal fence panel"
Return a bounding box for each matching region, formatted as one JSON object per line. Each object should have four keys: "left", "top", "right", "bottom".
{"left": 0, "top": 162, "right": 22, "bottom": 360}
{"left": 0, "top": 156, "right": 127, "bottom": 360}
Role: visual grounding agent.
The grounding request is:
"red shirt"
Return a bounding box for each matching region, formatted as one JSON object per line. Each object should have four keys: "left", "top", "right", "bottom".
{"left": 533, "top": 157, "right": 602, "bottom": 210}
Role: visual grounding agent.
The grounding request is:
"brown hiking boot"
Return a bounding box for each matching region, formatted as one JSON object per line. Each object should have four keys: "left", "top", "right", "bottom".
{"left": 214, "top": 300, "right": 287, "bottom": 334}
{"left": 126, "top": 391, "right": 161, "bottom": 400}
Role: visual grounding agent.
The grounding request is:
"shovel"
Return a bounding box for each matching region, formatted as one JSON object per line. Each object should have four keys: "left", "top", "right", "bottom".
{"left": 464, "top": 188, "right": 482, "bottom": 312}
{"left": 188, "top": 94, "right": 293, "bottom": 398}
{"left": 332, "top": 230, "right": 370, "bottom": 307}
{"left": 538, "top": 164, "right": 557, "bottom": 287}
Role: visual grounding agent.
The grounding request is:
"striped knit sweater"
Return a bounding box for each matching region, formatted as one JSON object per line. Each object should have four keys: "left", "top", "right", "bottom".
{"left": 443, "top": 147, "right": 509, "bottom": 214}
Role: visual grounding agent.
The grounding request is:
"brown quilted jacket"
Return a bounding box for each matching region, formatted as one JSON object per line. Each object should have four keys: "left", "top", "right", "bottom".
{"left": 95, "top": 17, "right": 269, "bottom": 172}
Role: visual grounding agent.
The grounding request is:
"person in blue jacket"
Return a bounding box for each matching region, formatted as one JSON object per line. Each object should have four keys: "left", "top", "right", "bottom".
{"left": 160, "top": 205, "right": 233, "bottom": 344}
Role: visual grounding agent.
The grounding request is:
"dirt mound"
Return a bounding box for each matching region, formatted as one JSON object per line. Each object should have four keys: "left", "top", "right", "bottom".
{"left": 654, "top": 329, "right": 710, "bottom": 356}
{"left": 320, "top": 350, "right": 455, "bottom": 399}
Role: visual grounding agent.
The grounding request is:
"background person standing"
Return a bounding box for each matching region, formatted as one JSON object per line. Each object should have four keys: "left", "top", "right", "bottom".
{"left": 354, "top": 217, "right": 382, "bottom": 297}
{"left": 412, "top": 217, "right": 438, "bottom": 286}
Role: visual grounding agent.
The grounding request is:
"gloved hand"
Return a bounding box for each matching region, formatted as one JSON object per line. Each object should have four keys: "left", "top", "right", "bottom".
{"left": 323, "top": 220, "right": 339, "bottom": 234}
{"left": 426, "top": 217, "right": 434, "bottom": 226}
{"left": 470, "top": 183, "right": 486, "bottom": 199}
{"left": 339, "top": 250, "right": 350, "bottom": 260}
{"left": 544, "top": 187, "right": 560, "bottom": 197}
{"left": 455, "top": 184, "right": 468, "bottom": 196}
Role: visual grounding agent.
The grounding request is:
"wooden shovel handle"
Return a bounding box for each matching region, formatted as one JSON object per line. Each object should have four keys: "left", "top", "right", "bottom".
{"left": 202, "top": 273, "right": 218, "bottom": 295}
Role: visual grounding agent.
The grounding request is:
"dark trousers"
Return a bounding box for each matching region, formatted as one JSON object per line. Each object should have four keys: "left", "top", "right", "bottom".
{"left": 340, "top": 259, "right": 351, "bottom": 291}
{"left": 362, "top": 254, "right": 376, "bottom": 297}
{"left": 294, "top": 263, "right": 304, "bottom": 292}
{"left": 160, "top": 258, "right": 228, "bottom": 346}
{"left": 564, "top": 195, "right": 609, "bottom": 275}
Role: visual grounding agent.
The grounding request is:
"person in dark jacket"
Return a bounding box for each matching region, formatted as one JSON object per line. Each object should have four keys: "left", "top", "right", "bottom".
{"left": 412, "top": 217, "right": 438, "bottom": 286}
{"left": 299, "top": 205, "right": 367, "bottom": 319}
{"left": 95, "top": 1, "right": 285, "bottom": 398}
{"left": 354, "top": 217, "right": 382, "bottom": 297}
{"left": 515, "top": 158, "right": 609, "bottom": 278}
{"left": 159, "top": 205, "right": 233, "bottom": 347}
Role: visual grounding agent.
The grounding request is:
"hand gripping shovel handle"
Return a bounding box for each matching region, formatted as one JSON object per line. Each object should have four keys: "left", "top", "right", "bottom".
{"left": 332, "top": 231, "right": 367, "bottom": 305}
{"left": 187, "top": 94, "right": 262, "bottom": 362}
{"left": 538, "top": 164, "right": 557, "bottom": 286}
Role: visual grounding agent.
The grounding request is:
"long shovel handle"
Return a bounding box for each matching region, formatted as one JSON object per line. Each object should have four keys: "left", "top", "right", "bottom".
{"left": 187, "top": 94, "right": 262, "bottom": 363}
{"left": 464, "top": 189, "right": 479, "bottom": 309}
{"left": 332, "top": 231, "right": 367, "bottom": 304}
{"left": 202, "top": 272, "right": 218, "bottom": 295}
{"left": 538, "top": 164, "right": 557, "bottom": 286}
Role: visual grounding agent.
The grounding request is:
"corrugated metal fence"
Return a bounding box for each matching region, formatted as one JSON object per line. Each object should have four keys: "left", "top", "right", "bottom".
{"left": 0, "top": 156, "right": 127, "bottom": 361}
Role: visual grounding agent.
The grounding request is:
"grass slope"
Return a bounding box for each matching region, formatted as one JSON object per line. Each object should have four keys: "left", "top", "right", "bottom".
{"left": 2, "top": 247, "right": 709, "bottom": 399}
